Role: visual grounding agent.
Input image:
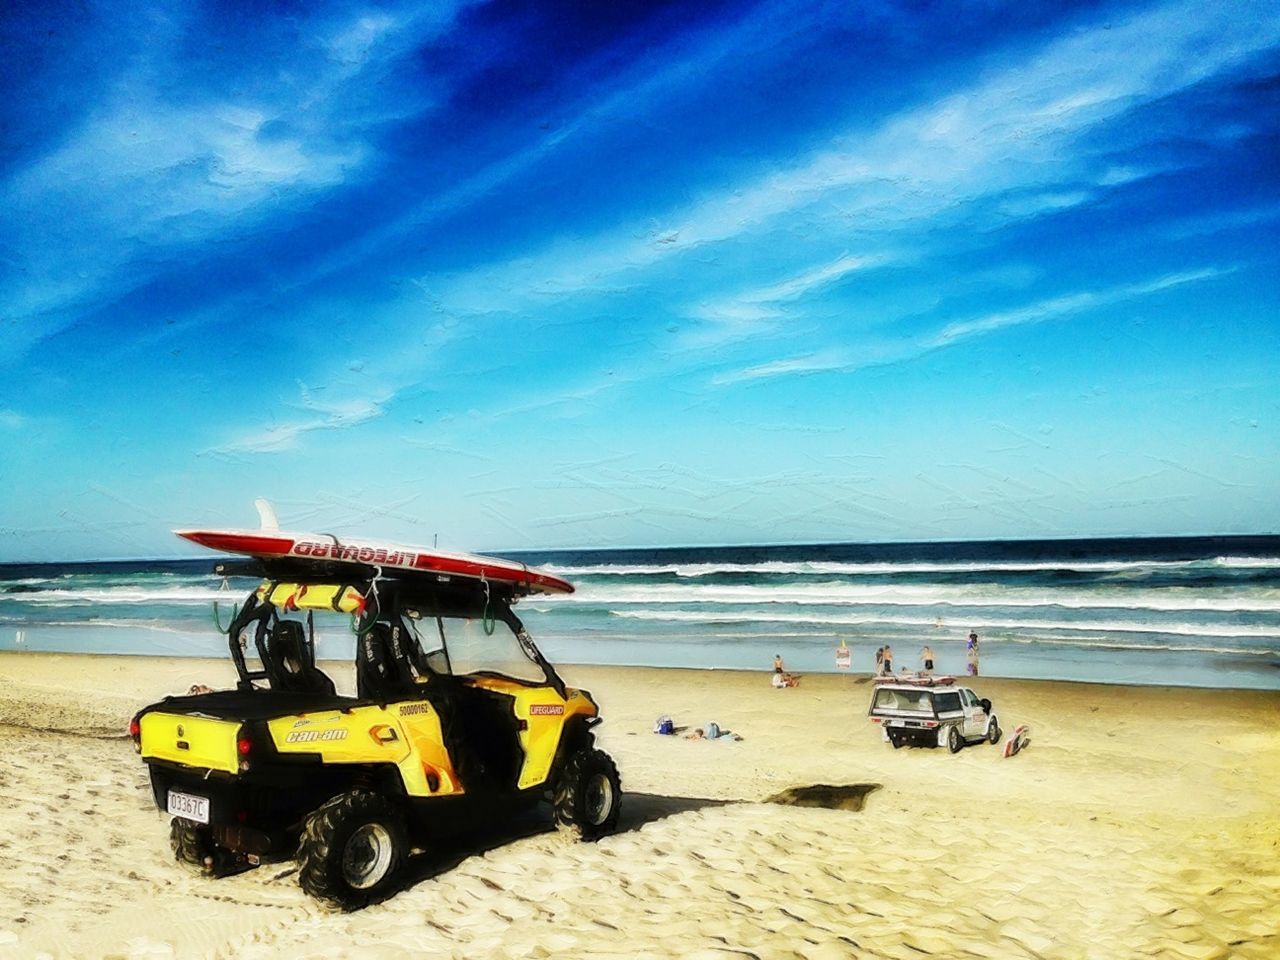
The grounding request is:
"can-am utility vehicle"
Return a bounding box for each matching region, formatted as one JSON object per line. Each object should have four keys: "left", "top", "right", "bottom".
{"left": 131, "top": 534, "right": 620, "bottom": 910}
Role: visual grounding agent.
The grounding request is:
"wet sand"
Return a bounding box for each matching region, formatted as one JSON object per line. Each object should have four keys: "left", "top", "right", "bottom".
{"left": 0, "top": 652, "right": 1277, "bottom": 959}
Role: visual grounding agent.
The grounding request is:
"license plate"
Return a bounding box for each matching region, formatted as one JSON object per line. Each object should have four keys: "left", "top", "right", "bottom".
{"left": 887, "top": 719, "right": 904, "bottom": 727}
{"left": 167, "top": 790, "right": 210, "bottom": 824}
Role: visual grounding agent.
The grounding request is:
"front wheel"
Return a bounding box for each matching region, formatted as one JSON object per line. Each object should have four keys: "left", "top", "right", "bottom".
{"left": 297, "top": 790, "right": 407, "bottom": 910}
{"left": 988, "top": 717, "right": 1002, "bottom": 745}
{"left": 947, "top": 724, "right": 963, "bottom": 754}
{"left": 553, "top": 748, "right": 622, "bottom": 841}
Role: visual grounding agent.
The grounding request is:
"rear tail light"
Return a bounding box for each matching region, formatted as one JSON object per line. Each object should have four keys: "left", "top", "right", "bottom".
{"left": 128, "top": 717, "right": 141, "bottom": 752}
{"left": 237, "top": 737, "right": 253, "bottom": 756}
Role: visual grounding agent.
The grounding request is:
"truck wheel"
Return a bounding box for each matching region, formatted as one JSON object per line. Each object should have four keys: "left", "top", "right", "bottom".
{"left": 988, "top": 717, "right": 1002, "bottom": 745}
{"left": 888, "top": 731, "right": 904, "bottom": 749}
{"left": 297, "top": 790, "right": 407, "bottom": 910}
{"left": 553, "top": 748, "right": 622, "bottom": 841}
{"left": 169, "top": 817, "right": 211, "bottom": 870}
{"left": 947, "top": 725, "right": 963, "bottom": 754}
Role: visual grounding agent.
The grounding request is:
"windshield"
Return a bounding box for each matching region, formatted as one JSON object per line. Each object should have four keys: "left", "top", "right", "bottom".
{"left": 934, "top": 691, "right": 962, "bottom": 713}
{"left": 409, "top": 614, "right": 545, "bottom": 684}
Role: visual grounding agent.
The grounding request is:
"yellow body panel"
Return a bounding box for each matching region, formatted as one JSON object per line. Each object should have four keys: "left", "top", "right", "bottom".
{"left": 265, "top": 700, "right": 465, "bottom": 797}
{"left": 465, "top": 678, "right": 599, "bottom": 790}
{"left": 140, "top": 712, "right": 242, "bottom": 774}
{"left": 255, "top": 679, "right": 598, "bottom": 795}
{"left": 142, "top": 676, "right": 598, "bottom": 798}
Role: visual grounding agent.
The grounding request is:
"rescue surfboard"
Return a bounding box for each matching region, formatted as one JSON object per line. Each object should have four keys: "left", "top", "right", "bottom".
{"left": 1003, "top": 724, "right": 1031, "bottom": 757}
{"left": 176, "top": 527, "right": 574, "bottom": 596}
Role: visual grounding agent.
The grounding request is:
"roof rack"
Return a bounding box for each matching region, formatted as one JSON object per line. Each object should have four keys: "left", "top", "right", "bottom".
{"left": 872, "top": 674, "right": 956, "bottom": 686}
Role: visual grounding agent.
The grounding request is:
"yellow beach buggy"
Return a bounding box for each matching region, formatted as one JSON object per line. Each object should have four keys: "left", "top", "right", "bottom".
{"left": 130, "top": 551, "right": 620, "bottom": 909}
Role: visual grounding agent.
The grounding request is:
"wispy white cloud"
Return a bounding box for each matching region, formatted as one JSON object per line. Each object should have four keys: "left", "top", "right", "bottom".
{"left": 996, "top": 191, "right": 1093, "bottom": 220}
{"left": 1162, "top": 201, "right": 1280, "bottom": 241}
{"left": 927, "top": 267, "right": 1235, "bottom": 347}
{"left": 0, "top": 2, "right": 475, "bottom": 362}
{"left": 681, "top": 254, "right": 888, "bottom": 348}
{"left": 208, "top": 295, "right": 467, "bottom": 454}
{"left": 713, "top": 351, "right": 853, "bottom": 386}
{"left": 326, "top": 13, "right": 400, "bottom": 68}
{"left": 739, "top": 255, "right": 884, "bottom": 304}
{"left": 213, "top": 393, "right": 388, "bottom": 455}
{"left": 189, "top": 0, "right": 1276, "bottom": 450}
{"left": 401, "top": 0, "right": 1278, "bottom": 420}
{"left": 715, "top": 265, "right": 1235, "bottom": 385}
{"left": 288, "top": 0, "right": 828, "bottom": 296}
{"left": 429, "top": 0, "right": 1279, "bottom": 318}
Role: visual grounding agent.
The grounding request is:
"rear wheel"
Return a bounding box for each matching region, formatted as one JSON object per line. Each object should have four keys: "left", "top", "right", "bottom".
{"left": 169, "top": 817, "right": 211, "bottom": 870}
{"left": 553, "top": 748, "right": 622, "bottom": 841}
{"left": 297, "top": 790, "right": 407, "bottom": 910}
{"left": 888, "top": 730, "right": 904, "bottom": 749}
{"left": 947, "top": 724, "right": 963, "bottom": 754}
{"left": 988, "top": 717, "right": 1002, "bottom": 744}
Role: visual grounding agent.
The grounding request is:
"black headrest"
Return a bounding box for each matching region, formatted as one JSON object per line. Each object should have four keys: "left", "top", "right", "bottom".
{"left": 272, "top": 620, "right": 306, "bottom": 652}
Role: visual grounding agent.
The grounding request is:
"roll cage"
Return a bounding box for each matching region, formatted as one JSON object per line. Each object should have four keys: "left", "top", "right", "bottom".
{"left": 214, "top": 560, "right": 567, "bottom": 701}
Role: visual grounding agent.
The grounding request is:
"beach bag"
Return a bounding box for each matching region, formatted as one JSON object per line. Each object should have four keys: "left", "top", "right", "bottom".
{"left": 654, "top": 716, "right": 675, "bottom": 735}
{"left": 704, "top": 721, "right": 721, "bottom": 740}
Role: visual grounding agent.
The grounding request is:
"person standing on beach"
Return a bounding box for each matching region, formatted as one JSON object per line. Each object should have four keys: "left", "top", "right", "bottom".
{"left": 966, "top": 631, "right": 980, "bottom": 676}
{"left": 875, "top": 646, "right": 884, "bottom": 674}
{"left": 773, "top": 654, "right": 785, "bottom": 674}
{"left": 921, "top": 645, "right": 934, "bottom": 676}
{"left": 882, "top": 644, "right": 893, "bottom": 674}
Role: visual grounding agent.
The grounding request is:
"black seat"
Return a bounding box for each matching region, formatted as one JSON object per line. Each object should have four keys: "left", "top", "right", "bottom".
{"left": 356, "top": 622, "right": 419, "bottom": 700}
{"left": 267, "top": 621, "right": 335, "bottom": 695}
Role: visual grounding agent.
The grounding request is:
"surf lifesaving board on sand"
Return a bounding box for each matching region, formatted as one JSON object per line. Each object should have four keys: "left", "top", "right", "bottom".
{"left": 1003, "top": 724, "right": 1031, "bottom": 758}
{"left": 175, "top": 529, "right": 574, "bottom": 596}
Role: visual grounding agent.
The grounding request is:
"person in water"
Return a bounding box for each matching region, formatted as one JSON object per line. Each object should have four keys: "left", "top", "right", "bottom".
{"left": 921, "top": 645, "right": 935, "bottom": 675}
{"left": 773, "top": 654, "right": 785, "bottom": 674}
{"left": 881, "top": 644, "right": 894, "bottom": 674}
{"left": 966, "top": 631, "right": 980, "bottom": 676}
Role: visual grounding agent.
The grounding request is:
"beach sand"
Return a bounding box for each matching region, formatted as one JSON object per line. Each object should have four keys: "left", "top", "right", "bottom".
{"left": 0, "top": 652, "right": 1276, "bottom": 959}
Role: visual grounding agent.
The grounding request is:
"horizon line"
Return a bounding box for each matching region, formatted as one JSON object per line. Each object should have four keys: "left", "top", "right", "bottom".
{"left": 3, "top": 530, "right": 1279, "bottom": 567}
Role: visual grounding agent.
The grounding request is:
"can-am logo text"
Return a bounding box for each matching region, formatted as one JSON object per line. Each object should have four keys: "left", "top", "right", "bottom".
{"left": 285, "top": 729, "right": 349, "bottom": 744}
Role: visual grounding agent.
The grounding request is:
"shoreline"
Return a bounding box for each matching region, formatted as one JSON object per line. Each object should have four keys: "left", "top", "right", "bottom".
{"left": 1, "top": 645, "right": 1277, "bottom": 694}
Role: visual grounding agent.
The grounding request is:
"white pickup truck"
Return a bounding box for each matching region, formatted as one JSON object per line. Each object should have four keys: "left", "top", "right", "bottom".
{"left": 867, "top": 676, "right": 1001, "bottom": 753}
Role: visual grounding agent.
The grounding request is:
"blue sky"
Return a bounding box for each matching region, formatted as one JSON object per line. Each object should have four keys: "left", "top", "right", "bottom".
{"left": 1, "top": 0, "right": 1277, "bottom": 560}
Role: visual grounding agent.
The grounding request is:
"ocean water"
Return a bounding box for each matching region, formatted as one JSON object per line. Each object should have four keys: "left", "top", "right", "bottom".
{"left": 2, "top": 535, "right": 1278, "bottom": 690}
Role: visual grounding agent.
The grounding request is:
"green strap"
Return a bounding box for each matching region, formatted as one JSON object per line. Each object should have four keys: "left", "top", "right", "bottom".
{"left": 213, "top": 601, "right": 238, "bottom": 634}
{"left": 481, "top": 576, "right": 496, "bottom": 635}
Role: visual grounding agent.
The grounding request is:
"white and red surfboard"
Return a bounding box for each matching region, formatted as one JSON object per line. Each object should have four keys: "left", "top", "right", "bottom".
{"left": 176, "top": 527, "right": 574, "bottom": 596}
{"left": 1003, "top": 724, "right": 1031, "bottom": 758}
